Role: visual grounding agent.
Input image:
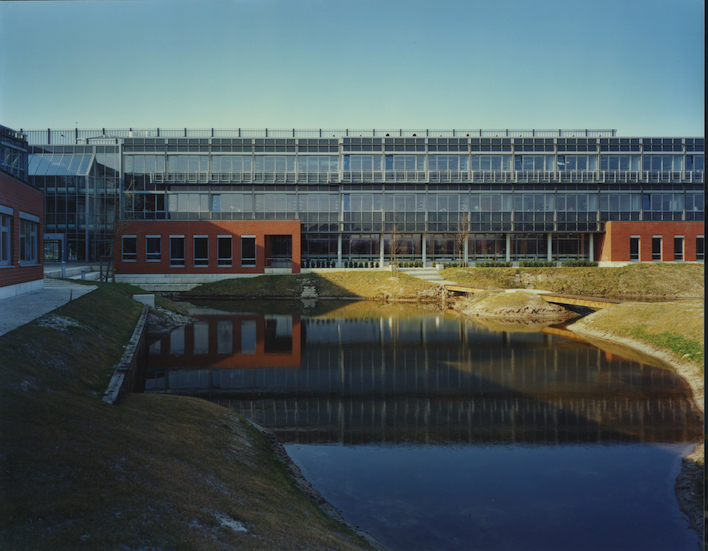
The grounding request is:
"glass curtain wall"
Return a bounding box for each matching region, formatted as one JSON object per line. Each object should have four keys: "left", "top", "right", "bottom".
{"left": 29, "top": 145, "right": 119, "bottom": 262}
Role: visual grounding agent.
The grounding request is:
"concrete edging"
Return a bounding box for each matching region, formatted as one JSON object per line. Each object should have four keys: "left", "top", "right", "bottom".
{"left": 102, "top": 304, "right": 150, "bottom": 405}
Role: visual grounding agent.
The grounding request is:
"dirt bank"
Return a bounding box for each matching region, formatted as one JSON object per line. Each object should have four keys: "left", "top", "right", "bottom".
{"left": 452, "top": 290, "right": 578, "bottom": 322}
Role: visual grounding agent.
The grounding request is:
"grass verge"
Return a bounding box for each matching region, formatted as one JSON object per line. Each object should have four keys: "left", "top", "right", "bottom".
{"left": 0, "top": 284, "right": 374, "bottom": 551}
{"left": 442, "top": 263, "right": 704, "bottom": 299}
{"left": 569, "top": 299, "right": 705, "bottom": 371}
{"left": 186, "top": 270, "right": 440, "bottom": 300}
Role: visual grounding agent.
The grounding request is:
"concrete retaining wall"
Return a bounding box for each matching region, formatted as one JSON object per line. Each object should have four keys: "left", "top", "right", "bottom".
{"left": 102, "top": 304, "right": 150, "bottom": 405}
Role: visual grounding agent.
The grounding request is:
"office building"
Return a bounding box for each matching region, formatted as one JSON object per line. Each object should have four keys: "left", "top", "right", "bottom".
{"left": 23, "top": 128, "right": 704, "bottom": 290}
{"left": 1, "top": 125, "right": 44, "bottom": 299}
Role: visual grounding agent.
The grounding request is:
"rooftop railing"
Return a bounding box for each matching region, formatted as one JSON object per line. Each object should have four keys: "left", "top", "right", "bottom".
{"left": 23, "top": 128, "right": 620, "bottom": 145}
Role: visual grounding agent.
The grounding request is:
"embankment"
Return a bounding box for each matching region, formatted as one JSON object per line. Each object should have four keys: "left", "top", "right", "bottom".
{"left": 0, "top": 284, "right": 376, "bottom": 551}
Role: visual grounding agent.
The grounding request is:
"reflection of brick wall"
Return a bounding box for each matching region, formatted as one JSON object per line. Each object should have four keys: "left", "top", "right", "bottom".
{"left": 114, "top": 220, "right": 301, "bottom": 274}
{"left": 0, "top": 172, "right": 44, "bottom": 289}
{"left": 149, "top": 314, "right": 301, "bottom": 370}
{"left": 598, "top": 221, "right": 704, "bottom": 262}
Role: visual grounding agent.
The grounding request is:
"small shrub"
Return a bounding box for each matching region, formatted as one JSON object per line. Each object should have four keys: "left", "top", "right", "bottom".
{"left": 562, "top": 260, "right": 598, "bottom": 267}
{"left": 375, "top": 262, "right": 379, "bottom": 268}
{"left": 519, "top": 260, "right": 556, "bottom": 268}
{"left": 476, "top": 261, "right": 513, "bottom": 268}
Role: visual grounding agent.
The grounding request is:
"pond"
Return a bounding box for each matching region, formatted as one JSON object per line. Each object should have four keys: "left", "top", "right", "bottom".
{"left": 144, "top": 300, "right": 702, "bottom": 551}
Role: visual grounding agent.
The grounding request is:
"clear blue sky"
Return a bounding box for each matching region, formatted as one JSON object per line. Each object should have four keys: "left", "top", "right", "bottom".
{"left": 0, "top": 0, "right": 704, "bottom": 136}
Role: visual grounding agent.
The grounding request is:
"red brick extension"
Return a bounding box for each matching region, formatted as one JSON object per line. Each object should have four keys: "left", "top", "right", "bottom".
{"left": 114, "top": 220, "right": 301, "bottom": 274}
{"left": 598, "top": 221, "right": 704, "bottom": 262}
{"left": 0, "top": 172, "right": 44, "bottom": 289}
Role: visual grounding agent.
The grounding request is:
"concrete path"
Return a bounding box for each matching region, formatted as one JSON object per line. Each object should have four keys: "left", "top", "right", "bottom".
{"left": 398, "top": 267, "right": 459, "bottom": 286}
{"left": 0, "top": 278, "right": 96, "bottom": 337}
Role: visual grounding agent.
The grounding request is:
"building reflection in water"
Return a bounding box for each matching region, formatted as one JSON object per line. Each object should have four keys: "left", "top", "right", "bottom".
{"left": 145, "top": 310, "right": 702, "bottom": 446}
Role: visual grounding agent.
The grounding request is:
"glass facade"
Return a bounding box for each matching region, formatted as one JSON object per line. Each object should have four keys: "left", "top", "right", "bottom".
{"left": 24, "top": 129, "right": 704, "bottom": 264}
{"left": 28, "top": 145, "right": 120, "bottom": 261}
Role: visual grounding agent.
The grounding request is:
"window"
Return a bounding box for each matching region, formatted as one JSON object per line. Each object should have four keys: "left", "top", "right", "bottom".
{"left": 600, "top": 155, "right": 640, "bottom": 171}
{"left": 385, "top": 155, "right": 425, "bottom": 171}
{"left": 429, "top": 155, "right": 470, "bottom": 171}
{"left": 674, "top": 236, "right": 684, "bottom": 261}
{"left": 121, "top": 235, "right": 137, "bottom": 262}
{"left": 0, "top": 212, "right": 11, "bottom": 266}
{"left": 642, "top": 155, "right": 683, "bottom": 172}
{"left": 170, "top": 236, "right": 185, "bottom": 267}
{"left": 19, "top": 218, "right": 38, "bottom": 264}
{"left": 630, "top": 236, "right": 640, "bottom": 261}
{"left": 146, "top": 236, "right": 161, "bottom": 262}
{"left": 241, "top": 236, "right": 256, "bottom": 267}
{"left": 470, "top": 155, "right": 511, "bottom": 172}
{"left": 514, "top": 155, "right": 554, "bottom": 171}
{"left": 194, "top": 236, "right": 209, "bottom": 267}
{"left": 299, "top": 156, "right": 340, "bottom": 173}
{"left": 696, "top": 236, "right": 704, "bottom": 261}
{"left": 652, "top": 236, "right": 662, "bottom": 261}
{"left": 559, "top": 155, "right": 598, "bottom": 171}
{"left": 217, "top": 236, "right": 232, "bottom": 267}
{"left": 686, "top": 155, "right": 704, "bottom": 172}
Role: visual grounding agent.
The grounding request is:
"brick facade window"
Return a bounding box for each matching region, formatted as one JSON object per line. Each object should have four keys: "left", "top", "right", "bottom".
{"left": 170, "top": 236, "right": 185, "bottom": 267}
{"left": 146, "top": 236, "right": 161, "bottom": 262}
{"left": 674, "top": 236, "right": 684, "bottom": 261}
{"left": 241, "top": 236, "right": 256, "bottom": 267}
{"left": 121, "top": 235, "right": 137, "bottom": 262}
{"left": 651, "top": 236, "right": 662, "bottom": 261}
{"left": 629, "top": 236, "right": 640, "bottom": 261}
{"left": 0, "top": 212, "right": 11, "bottom": 266}
{"left": 697, "top": 236, "right": 704, "bottom": 262}
{"left": 20, "top": 219, "right": 38, "bottom": 264}
{"left": 194, "top": 236, "right": 209, "bottom": 267}
{"left": 217, "top": 235, "right": 232, "bottom": 267}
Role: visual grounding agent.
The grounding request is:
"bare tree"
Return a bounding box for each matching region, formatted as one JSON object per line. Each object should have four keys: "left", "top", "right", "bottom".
{"left": 101, "top": 177, "right": 136, "bottom": 283}
{"left": 455, "top": 211, "right": 471, "bottom": 266}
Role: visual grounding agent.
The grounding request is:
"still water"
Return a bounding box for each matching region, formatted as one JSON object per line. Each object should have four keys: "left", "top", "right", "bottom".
{"left": 144, "top": 300, "right": 702, "bottom": 551}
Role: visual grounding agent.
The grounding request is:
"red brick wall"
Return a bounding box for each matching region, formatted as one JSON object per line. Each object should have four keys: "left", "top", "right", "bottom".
{"left": 114, "top": 220, "right": 301, "bottom": 274}
{"left": 598, "top": 221, "right": 704, "bottom": 262}
{"left": 0, "top": 172, "right": 44, "bottom": 288}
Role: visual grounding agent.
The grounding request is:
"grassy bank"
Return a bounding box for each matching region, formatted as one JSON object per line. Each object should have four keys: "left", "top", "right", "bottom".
{"left": 0, "top": 284, "right": 374, "bottom": 551}
{"left": 569, "top": 299, "right": 705, "bottom": 374}
{"left": 186, "top": 270, "right": 440, "bottom": 300}
{"left": 442, "top": 263, "right": 704, "bottom": 299}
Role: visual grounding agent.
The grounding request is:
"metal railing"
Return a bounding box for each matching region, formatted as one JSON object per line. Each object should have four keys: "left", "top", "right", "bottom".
{"left": 23, "top": 128, "right": 620, "bottom": 145}
{"left": 132, "top": 168, "right": 705, "bottom": 187}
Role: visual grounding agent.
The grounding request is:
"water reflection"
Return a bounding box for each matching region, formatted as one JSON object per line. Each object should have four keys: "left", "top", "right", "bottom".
{"left": 145, "top": 305, "right": 701, "bottom": 446}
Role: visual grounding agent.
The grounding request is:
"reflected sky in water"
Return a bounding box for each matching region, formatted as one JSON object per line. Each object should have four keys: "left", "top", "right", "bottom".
{"left": 145, "top": 301, "right": 702, "bottom": 550}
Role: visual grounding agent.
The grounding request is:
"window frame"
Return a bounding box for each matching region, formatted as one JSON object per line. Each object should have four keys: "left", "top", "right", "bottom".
{"left": 241, "top": 235, "right": 256, "bottom": 267}
{"left": 121, "top": 235, "right": 137, "bottom": 263}
{"left": 674, "top": 236, "right": 684, "bottom": 261}
{"left": 0, "top": 210, "right": 11, "bottom": 266}
{"left": 652, "top": 235, "right": 662, "bottom": 262}
{"left": 629, "top": 236, "right": 640, "bottom": 262}
{"left": 217, "top": 235, "right": 233, "bottom": 267}
{"left": 145, "top": 235, "right": 161, "bottom": 262}
{"left": 193, "top": 235, "right": 209, "bottom": 267}
{"left": 696, "top": 236, "right": 704, "bottom": 262}
{"left": 169, "top": 235, "right": 185, "bottom": 268}
{"left": 19, "top": 215, "right": 39, "bottom": 265}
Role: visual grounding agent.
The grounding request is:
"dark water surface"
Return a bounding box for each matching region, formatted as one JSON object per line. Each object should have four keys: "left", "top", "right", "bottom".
{"left": 144, "top": 300, "right": 702, "bottom": 551}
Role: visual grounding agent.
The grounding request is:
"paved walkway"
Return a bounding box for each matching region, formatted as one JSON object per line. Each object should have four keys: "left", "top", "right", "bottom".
{"left": 0, "top": 278, "right": 96, "bottom": 337}
{"left": 398, "top": 267, "right": 459, "bottom": 285}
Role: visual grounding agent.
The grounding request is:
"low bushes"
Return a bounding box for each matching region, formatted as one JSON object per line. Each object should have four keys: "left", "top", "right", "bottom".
{"left": 561, "top": 260, "right": 598, "bottom": 267}
{"left": 475, "top": 261, "right": 513, "bottom": 268}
